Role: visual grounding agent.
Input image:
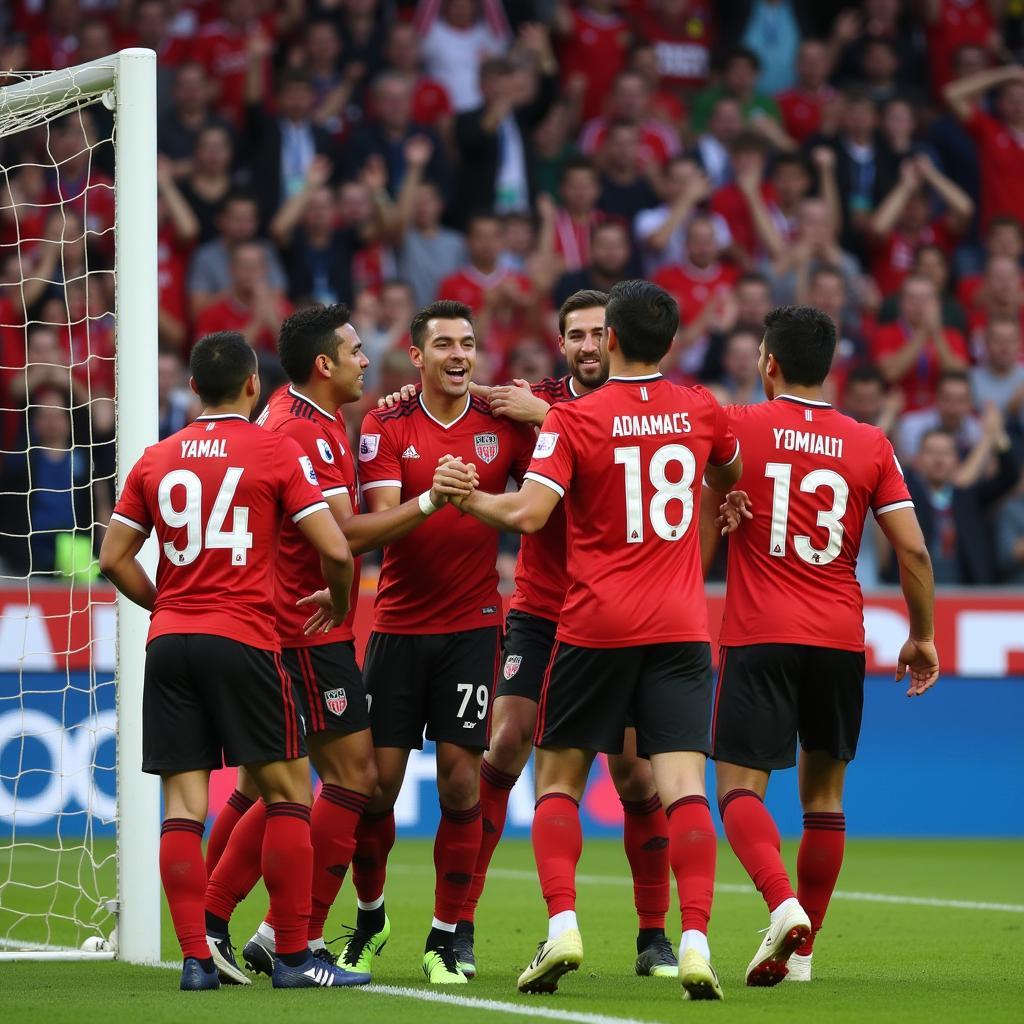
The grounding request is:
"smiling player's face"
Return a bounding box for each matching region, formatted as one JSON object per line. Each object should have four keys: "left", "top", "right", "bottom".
{"left": 412, "top": 317, "right": 477, "bottom": 399}
{"left": 330, "top": 323, "right": 369, "bottom": 403}
{"left": 560, "top": 307, "right": 608, "bottom": 390}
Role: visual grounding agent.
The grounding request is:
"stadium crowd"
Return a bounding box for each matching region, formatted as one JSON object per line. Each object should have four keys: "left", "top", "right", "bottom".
{"left": 1, "top": 0, "right": 1024, "bottom": 585}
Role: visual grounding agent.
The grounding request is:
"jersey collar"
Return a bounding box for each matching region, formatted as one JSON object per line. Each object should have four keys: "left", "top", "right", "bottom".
{"left": 607, "top": 372, "right": 664, "bottom": 383}
{"left": 418, "top": 392, "right": 471, "bottom": 430}
{"left": 288, "top": 385, "right": 334, "bottom": 420}
{"left": 777, "top": 394, "right": 832, "bottom": 408}
{"left": 196, "top": 413, "right": 249, "bottom": 422}
{"left": 567, "top": 376, "right": 582, "bottom": 398}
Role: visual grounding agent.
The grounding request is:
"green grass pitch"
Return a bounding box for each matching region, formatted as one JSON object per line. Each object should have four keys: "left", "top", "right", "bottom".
{"left": 2, "top": 837, "right": 1023, "bottom": 1022}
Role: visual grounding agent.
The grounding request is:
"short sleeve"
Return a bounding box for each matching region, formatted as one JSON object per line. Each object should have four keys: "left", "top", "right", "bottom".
{"left": 705, "top": 390, "right": 740, "bottom": 467}
{"left": 275, "top": 435, "right": 331, "bottom": 523}
{"left": 357, "top": 413, "right": 402, "bottom": 491}
{"left": 872, "top": 436, "right": 914, "bottom": 517}
{"left": 524, "top": 404, "right": 574, "bottom": 498}
{"left": 277, "top": 417, "right": 349, "bottom": 499}
{"left": 111, "top": 459, "right": 153, "bottom": 535}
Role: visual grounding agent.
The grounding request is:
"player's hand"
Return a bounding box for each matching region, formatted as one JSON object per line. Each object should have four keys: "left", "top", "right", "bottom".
{"left": 432, "top": 455, "right": 478, "bottom": 508}
{"left": 717, "top": 490, "right": 753, "bottom": 536}
{"left": 297, "top": 589, "right": 340, "bottom": 636}
{"left": 895, "top": 636, "right": 939, "bottom": 696}
{"left": 489, "top": 380, "right": 550, "bottom": 425}
{"left": 377, "top": 384, "right": 418, "bottom": 409}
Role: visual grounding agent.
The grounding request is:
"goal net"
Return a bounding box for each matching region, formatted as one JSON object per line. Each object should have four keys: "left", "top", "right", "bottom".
{"left": 0, "top": 51, "right": 159, "bottom": 963}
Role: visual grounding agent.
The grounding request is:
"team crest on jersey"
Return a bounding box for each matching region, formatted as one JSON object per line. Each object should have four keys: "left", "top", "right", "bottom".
{"left": 503, "top": 655, "right": 522, "bottom": 680}
{"left": 474, "top": 432, "right": 499, "bottom": 464}
{"left": 324, "top": 688, "right": 348, "bottom": 716}
{"left": 359, "top": 434, "right": 380, "bottom": 461}
{"left": 317, "top": 438, "right": 335, "bottom": 464}
{"left": 299, "top": 456, "right": 319, "bottom": 485}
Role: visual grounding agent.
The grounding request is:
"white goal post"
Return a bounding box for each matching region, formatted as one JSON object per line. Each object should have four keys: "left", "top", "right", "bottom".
{"left": 0, "top": 49, "right": 160, "bottom": 963}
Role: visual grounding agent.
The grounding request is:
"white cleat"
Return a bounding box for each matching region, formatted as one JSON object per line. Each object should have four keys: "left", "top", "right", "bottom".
{"left": 517, "top": 929, "right": 583, "bottom": 994}
{"left": 745, "top": 902, "right": 812, "bottom": 987}
{"left": 785, "top": 951, "right": 813, "bottom": 982}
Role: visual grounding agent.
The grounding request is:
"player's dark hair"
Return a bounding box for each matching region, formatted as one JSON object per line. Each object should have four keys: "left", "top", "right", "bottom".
{"left": 771, "top": 152, "right": 811, "bottom": 178}
{"left": 729, "top": 129, "right": 769, "bottom": 156}
{"left": 920, "top": 427, "right": 957, "bottom": 449}
{"left": 410, "top": 300, "right": 474, "bottom": 350}
{"left": 277, "top": 303, "right": 352, "bottom": 384}
{"left": 606, "top": 279, "right": 679, "bottom": 364}
{"left": 558, "top": 289, "right": 608, "bottom": 336}
{"left": 190, "top": 331, "right": 257, "bottom": 406}
{"left": 762, "top": 305, "right": 837, "bottom": 387}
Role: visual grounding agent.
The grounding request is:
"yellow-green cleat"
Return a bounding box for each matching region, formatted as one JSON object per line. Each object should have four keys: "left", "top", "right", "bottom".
{"left": 422, "top": 946, "right": 468, "bottom": 984}
{"left": 679, "top": 948, "right": 724, "bottom": 1001}
{"left": 517, "top": 929, "right": 584, "bottom": 994}
{"left": 339, "top": 913, "right": 391, "bottom": 977}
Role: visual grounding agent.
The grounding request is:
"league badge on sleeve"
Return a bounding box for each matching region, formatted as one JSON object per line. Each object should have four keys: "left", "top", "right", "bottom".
{"left": 299, "top": 456, "right": 319, "bottom": 485}
{"left": 317, "top": 437, "right": 336, "bottom": 464}
{"left": 503, "top": 655, "right": 522, "bottom": 680}
{"left": 324, "top": 688, "right": 348, "bottom": 716}
{"left": 474, "top": 432, "right": 499, "bottom": 464}
{"left": 533, "top": 432, "right": 559, "bottom": 458}
{"left": 359, "top": 434, "right": 380, "bottom": 462}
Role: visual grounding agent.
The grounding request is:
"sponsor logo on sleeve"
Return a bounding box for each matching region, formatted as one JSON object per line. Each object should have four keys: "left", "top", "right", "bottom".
{"left": 299, "top": 456, "right": 319, "bottom": 485}
{"left": 533, "top": 432, "right": 559, "bottom": 458}
{"left": 474, "top": 432, "right": 499, "bottom": 464}
{"left": 317, "top": 437, "right": 336, "bottom": 464}
{"left": 359, "top": 434, "right": 380, "bottom": 462}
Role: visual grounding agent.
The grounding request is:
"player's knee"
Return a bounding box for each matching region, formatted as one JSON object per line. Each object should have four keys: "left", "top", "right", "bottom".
{"left": 609, "top": 759, "right": 655, "bottom": 803}
{"left": 487, "top": 720, "right": 532, "bottom": 775}
{"left": 437, "top": 760, "right": 480, "bottom": 809}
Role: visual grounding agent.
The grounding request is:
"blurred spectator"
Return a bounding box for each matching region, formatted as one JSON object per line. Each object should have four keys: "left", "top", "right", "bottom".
{"left": 418, "top": 0, "right": 511, "bottom": 114}
{"left": 554, "top": 0, "right": 632, "bottom": 122}
{"left": 841, "top": 364, "right": 904, "bottom": 437}
{"left": 859, "top": 37, "right": 914, "bottom": 107}
{"left": 27, "top": 0, "right": 81, "bottom": 69}
{"left": 924, "top": 0, "right": 999, "bottom": 97}
{"left": 970, "top": 318, "right": 1024, "bottom": 420}
{"left": 872, "top": 273, "right": 969, "bottom": 409}
{"left": 383, "top": 22, "right": 454, "bottom": 135}
{"left": 245, "top": 67, "right": 340, "bottom": 226}
{"left": 777, "top": 39, "right": 838, "bottom": 145}
{"left": 554, "top": 219, "right": 632, "bottom": 306}
{"left": 454, "top": 41, "right": 558, "bottom": 226}
{"left": 179, "top": 124, "right": 237, "bottom": 242}
{"left": 549, "top": 157, "right": 604, "bottom": 274}
{"left": 635, "top": 158, "right": 729, "bottom": 276}
{"left": 158, "top": 347, "right": 199, "bottom": 439}
{"left": 156, "top": 157, "right": 200, "bottom": 350}
{"left": 347, "top": 72, "right": 449, "bottom": 197}
{"left": 530, "top": 102, "right": 579, "bottom": 197}
{"left": 352, "top": 280, "right": 418, "bottom": 390}
{"left": 737, "top": 0, "right": 803, "bottom": 96}
{"left": 811, "top": 264, "right": 870, "bottom": 396}
{"left": 965, "top": 255, "right": 1024, "bottom": 355}
{"left": 715, "top": 328, "right": 767, "bottom": 405}
{"left": 394, "top": 138, "right": 468, "bottom": 307}
{"left": 896, "top": 369, "right": 983, "bottom": 460}
{"left": 995, "top": 481, "right": 1024, "bottom": 582}
{"left": 631, "top": 0, "right": 714, "bottom": 96}
{"left": 945, "top": 64, "right": 1024, "bottom": 234}
{"left": 194, "top": 242, "right": 292, "bottom": 356}
{"left": 507, "top": 335, "right": 557, "bottom": 384}
{"left": 579, "top": 70, "right": 681, "bottom": 167}
{"left": 157, "top": 63, "right": 231, "bottom": 178}
{"left": 878, "top": 242, "right": 966, "bottom": 328}
{"left": 297, "top": 19, "right": 359, "bottom": 135}
{"left": 957, "top": 216, "right": 1024, "bottom": 312}
{"left": 710, "top": 132, "right": 780, "bottom": 261}
{"left": 834, "top": 0, "right": 927, "bottom": 90}
{"left": 189, "top": 191, "right": 287, "bottom": 316}
{"left": 595, "top": 122, "right": 659, "bottom": 223}
{"left": 902, "top": 412, "right": 1019, "bottom": 584}
{"left": 690, "top": 48, "right": 783, "bottom": 135}
{"left": 694, "top": 97, "right": 745, "bottom": 187}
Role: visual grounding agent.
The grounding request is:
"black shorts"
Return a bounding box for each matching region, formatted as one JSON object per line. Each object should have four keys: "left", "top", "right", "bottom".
{"left": 363, "top": 627, "right": 502, "bottom": 750}
{"left": 142, "top": 634, "right": 305, "bottom": 774}
{"left": 711, "top": 644, "right": 866, "bottom": 771}
{"left": 535, "top": 641, "right": 713, "bottom": 757}
{"left": 496, "top": 610, "right": 557, "bottom": 702}
{"left": 281, "top": 641, "right": 371, "bottom": 738}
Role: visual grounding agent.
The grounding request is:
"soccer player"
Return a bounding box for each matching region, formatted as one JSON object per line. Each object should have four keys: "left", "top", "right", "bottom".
{"left": 98, "top": 331, "right": 359, "bottom": 990}
{"left": 350, "top": 299, "right": 537, "bottom": 984}
{"left": 709, "top": 306, "right": 939, "bottom": 985}
{"left": 439, "top": 279, "right": 742, "bottom": 1000}
{"left": 198, "top": 305, "right": 473, "bottom": 978}
{"left": 458, "top": 290, "right": 679, "bottom": 979}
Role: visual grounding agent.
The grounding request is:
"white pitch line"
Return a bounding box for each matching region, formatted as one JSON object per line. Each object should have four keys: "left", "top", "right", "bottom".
{"left": 394, "top": 863, "right": 1024, "bottom": 913}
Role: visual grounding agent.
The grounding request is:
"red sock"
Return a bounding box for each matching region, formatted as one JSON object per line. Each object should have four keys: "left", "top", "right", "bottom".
{"left": 666, "top": 796, "right": 717, "bottom": 933}
{"left": 160, "top": 818, "right": 210, "bottom": 961}
{"left": 720, "top": 788, "right": 795, "bottom": 913}
{"left": 352, "top": 808, "right": 396, "bottom": 904}
{"left": 462, "top": 760, "right": 518, "bottom": 923}
{"left": 796, "top": 811, "right": 845, "bottom": 954}
{"left": 263, "top": 802, "right": 313, "bottom": 956}
{"left": 205, "top": 789, "right": 254, "bottom": 874}
{"left": 621, "top": 795, "right": 670, "bottom": 931}
{"left": 531, "top": 793, "right": 582, "bottom": 917}
{"left": 309, "top": 786, "right": 368, "bottom": 941}
{"left": 205, "top": 799, "right": 267, "bottom": 923}
{"left": 433, "top": 802, "right": 483, "bottom": 925}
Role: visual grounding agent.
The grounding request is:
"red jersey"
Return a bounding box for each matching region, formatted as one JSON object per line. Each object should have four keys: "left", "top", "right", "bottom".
{"left": 359, "top": 394, "right": 536, "bottom": 634}
{"left": 966, "top": 108, "right": 1024, "bottom": 233}
{"left": 927, "top": 0, "right": 995, "bottom": 95}
{"left": 719, "top": 396, "right": 913, "bottom": 650}
{"left": 579, "top": 118, "right": 680, "bottom": 168}
{"left": 777, "top": 88, "right": 833, "bottom": 145}
{"left": 510, "top": 376, "right": 579, "bottom": 622}
{"left": 412, "top": 77, "right": 453, "bottom": 126}
{"left": 653, "top": 262, "right": 741, "bottom": 322}
{"left": 111, "top": 414, "right": 328, "bottom": 651}
{"left": 195, "top": 18, "right": 272, "bottom": 125}
{"left": 870, "top": 220, "right": 955, "bottom": 297}
{"left": 194, "top": 295, "right": 293, "bottom": 354}
{"left": 559, "top": 8, "right": 631, "bottom": 121}
{"left": 870, "top": 322, "right": 969, "bottom": 410}
{"left": 257, "top": 386, "right": 361, "bottom": 647}
{"left": 525, "top": 374, "right": 738, "bottom": 647}
{"left": 633, "top": 5, "right": 714, "bottom": 90}
{"left": 711, "top": 181, "right": 780, "bottom": 258}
